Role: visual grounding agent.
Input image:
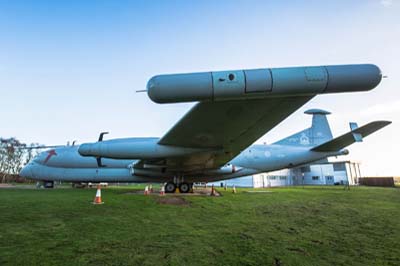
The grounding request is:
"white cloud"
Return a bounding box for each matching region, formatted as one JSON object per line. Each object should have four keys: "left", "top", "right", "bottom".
{"left": 381, "top": 0, "right": 393, "bottom": 7}
{"left": 361, "top": 100, "right": 400, "bottom": 116}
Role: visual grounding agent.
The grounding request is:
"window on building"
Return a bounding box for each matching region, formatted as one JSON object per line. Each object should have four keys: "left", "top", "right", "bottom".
{"left": 279, "top": 176, "right": 286, "bottom": 180}
{"left": 333, "top": 163, "right": 346, "bottom": 171}
{"left": 312, "top": 176, "right": 319, "bottom": 180}
{"left": 269, "top": 176, "right": 276, "bottom": 180}
{"left": 325, "top": 176, "right": 334, "bottom": 180}
{"left": 301, "top": 166, "right": 311, "bottom": 173}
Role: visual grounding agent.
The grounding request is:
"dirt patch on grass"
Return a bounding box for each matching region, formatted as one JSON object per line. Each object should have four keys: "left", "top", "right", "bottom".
{"left": 123, "top": 187, "right": 220, "bottom": 196}
{"left": 156, "top": 196, "right": 190, "bottom": 206}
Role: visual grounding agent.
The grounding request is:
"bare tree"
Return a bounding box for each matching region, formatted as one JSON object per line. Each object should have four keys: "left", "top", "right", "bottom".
{"left": 0, "top": 138, "right": 41, "bottom": 183}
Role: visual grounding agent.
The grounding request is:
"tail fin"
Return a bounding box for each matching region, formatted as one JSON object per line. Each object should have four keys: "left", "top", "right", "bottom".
{"left": 274, "top": 109, "right": 333, "bottom": 147}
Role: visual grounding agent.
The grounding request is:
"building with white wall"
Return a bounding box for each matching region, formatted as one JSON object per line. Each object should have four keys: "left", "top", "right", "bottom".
{"left": 252, "top": 161, "right": 361, "bottom": 188}
{"left": 217, "top": 161, "right": 361, "bottom": 188}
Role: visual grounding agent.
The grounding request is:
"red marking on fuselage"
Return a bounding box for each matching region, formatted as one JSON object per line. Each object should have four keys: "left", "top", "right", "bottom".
{"left": 44, "top": 149, "right": 57, "bottom": 164}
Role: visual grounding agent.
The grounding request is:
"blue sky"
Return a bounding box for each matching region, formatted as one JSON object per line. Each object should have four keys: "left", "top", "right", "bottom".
{"left": 0, "top": 0, "right": 399, "bottom": 175}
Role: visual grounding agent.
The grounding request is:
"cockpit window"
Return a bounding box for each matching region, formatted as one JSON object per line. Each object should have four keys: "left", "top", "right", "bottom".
{"left": 33, "top": 152, "right": 45, "bottom": 163}
{"left": 33, "top": 149, "right": 58, "bottom": 164}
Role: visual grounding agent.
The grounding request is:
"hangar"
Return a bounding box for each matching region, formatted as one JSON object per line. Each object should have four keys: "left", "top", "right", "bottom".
{"left": 216, "top": 160, "right": 361, "bottom": 188}
{"left": 252, "top": 160, "right": 361, "bottom": 188}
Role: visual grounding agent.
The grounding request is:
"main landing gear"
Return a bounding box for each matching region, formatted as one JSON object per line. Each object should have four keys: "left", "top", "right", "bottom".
{"left": 164, "top": 181, "right": 193, "bottom": 193}
{"left": 165, "top": 182, "right": 176, "bottom": 193}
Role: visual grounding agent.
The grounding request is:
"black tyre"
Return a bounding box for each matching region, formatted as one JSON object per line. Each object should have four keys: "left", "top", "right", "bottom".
{"left": 165, "top": 182, "right": 176, "bottom": 193}
{"left": 179, "top": 182, "right": 191, "bottom": 193}
{"left": 44, "top": 181, "right": 54, "bottom": 189}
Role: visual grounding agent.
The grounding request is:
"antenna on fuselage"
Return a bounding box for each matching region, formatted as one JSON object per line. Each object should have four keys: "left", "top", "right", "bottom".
{"left": 98, "top": 132, "right": 109, "bottom": 142}
{"left": 96, "top": 132, "right": 109, "bottom": 167}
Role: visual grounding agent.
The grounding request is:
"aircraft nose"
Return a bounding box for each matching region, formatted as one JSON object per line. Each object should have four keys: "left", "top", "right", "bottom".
{"left": 19, "top": 164, "right": 33, "bottom": 178}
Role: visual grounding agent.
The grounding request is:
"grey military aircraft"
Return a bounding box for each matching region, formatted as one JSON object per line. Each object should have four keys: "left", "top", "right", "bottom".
{"left": 20, "top": 64, "right": 390, "bottom": 193}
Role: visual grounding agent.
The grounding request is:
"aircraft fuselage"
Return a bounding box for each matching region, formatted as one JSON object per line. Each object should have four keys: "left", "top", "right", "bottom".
{"left": 20, "top": 141, "right": 344, "bottom": 183}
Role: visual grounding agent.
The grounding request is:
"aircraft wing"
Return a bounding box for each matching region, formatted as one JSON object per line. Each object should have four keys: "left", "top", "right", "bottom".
{"left": 157, "top": 96, "right": 314, "bottom": 168}
{"left": 311, "top": 120, "right": 391, "bottom": 152}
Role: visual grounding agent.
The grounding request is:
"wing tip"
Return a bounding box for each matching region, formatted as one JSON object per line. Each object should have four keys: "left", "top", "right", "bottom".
{"left": 371, "top": 120, "right": 392, "bottom": 127}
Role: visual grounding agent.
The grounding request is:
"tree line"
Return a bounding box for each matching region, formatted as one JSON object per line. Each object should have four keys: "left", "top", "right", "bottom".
{"left": 0, "top": 137, "right": 41, "bottom": 183}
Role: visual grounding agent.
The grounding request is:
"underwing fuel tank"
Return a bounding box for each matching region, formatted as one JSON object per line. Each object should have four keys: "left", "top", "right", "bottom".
{"left": 147, "top": 64, "right": 382, "bottom": 103}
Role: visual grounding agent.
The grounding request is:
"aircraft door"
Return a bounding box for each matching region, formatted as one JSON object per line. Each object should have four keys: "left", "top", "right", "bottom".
{"left": 325, "top": 175, "right": 334, "bottom": 185}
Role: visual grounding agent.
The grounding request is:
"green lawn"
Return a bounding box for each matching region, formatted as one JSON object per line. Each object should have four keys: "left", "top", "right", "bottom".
{"left": 0, "top": 186, "right": 399, "bottom": 266}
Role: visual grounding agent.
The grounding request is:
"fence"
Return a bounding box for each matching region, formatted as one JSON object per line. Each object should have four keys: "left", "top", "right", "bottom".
{"left": 358, "top": 177, "right": 395, "bottom": 187}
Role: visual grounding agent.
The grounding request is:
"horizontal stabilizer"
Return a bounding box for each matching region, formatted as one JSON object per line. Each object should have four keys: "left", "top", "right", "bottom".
{"left": 311, "top": 121, "right": 391, "bottom": 152}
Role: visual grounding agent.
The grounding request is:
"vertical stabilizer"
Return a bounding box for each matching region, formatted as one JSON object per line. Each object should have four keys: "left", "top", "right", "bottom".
{"left": 274, "top": 109, "right": 333, "bottom": 147}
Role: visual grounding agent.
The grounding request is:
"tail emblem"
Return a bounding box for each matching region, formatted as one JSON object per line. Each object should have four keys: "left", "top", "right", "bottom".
{"left": 300, "top": 133, "right": 310, "bottom": 145}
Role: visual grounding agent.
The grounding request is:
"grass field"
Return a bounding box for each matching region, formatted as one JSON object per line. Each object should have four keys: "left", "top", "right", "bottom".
{"left": 0, "top": 186, "right": 399, "bottom": 266}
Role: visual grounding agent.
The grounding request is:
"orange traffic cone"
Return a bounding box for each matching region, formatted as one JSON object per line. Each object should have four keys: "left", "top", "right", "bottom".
{"left": 159, "top": 184, "right": 165, "bottom": 196}
{"left": 93, "top": 185, "right": 104, "bottom": 204}
{"left": 232, "top": 185, "right": 237, "bottom": 194}
{"left": 210, "top": 184, "right": 216, "bottom": 196}
{"left": 144, "top": 186, "right": 149, "bottom": 195}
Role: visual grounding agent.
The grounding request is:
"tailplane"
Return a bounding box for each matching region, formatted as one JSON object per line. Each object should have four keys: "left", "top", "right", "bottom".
{"left": 274, "top": 109, "right": 333, "bottom": 147}
{"left": 311, "top": 121, "right": 391, "bottom": 152}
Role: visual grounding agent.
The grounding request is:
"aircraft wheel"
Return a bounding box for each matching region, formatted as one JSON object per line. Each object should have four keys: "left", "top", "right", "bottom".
{"left": 165, "top": 182, "right": 176, "bottom": 193}
{"left": 179, "top": 182, "right": 191, "bottom": 193}
{"left": 43, "top": 181, "right": 54, "bottom": 189}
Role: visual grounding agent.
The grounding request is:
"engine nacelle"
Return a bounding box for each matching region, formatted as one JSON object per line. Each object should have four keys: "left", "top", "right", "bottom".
{"left": 147, "top": 64, "right": 382, "bottom": 104}
{"left": 78, "top": 137, "right": 212, "bottom": 159}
